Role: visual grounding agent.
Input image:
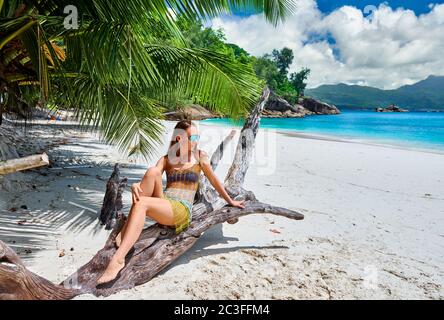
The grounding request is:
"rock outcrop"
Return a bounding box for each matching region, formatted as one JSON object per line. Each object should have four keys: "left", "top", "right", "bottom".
{"left": 262, "top": 93, "right": 340, "bottom": 118}
{"left": 266, "top": 95, "right": 300, "bottom": 113}
{"left": 163, "top": 104, "right": 222, "bottom": 121}
{"left": 300, "top": 97, "right": 341, "bottom": 115}
{"left": 163, "top": 95, "right": 341, "bottom": 120}
{"left": 262, "top": 95, "right": 310, "bottom": 118}
{"left": 375, "top": 104, "right": 408, "bottom": 112}
{"left": 262, "top": 95, "right": 308, "bottom": 118}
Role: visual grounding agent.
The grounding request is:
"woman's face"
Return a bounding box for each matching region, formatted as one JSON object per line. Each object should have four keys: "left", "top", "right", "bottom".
{"left": 176, "top": 125, "right": 199, "bottom": 151}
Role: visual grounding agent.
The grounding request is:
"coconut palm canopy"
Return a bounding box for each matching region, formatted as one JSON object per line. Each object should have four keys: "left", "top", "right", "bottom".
{"left": 0, "top": 0, "right": 295, "bottom": 159}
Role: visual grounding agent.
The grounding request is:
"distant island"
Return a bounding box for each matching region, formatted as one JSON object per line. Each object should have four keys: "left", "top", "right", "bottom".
{"left": 375, "top": 104, "right": 408, "bottom": 113}
{"left": 306, "top": 75, "right": 444, "bottom": 112}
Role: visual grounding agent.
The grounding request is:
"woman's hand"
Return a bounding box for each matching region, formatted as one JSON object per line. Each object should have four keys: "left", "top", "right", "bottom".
{"left": 131, "top": 182, "right": 143, "bottom": 203}
{"left": 229, "top": 199, "right": 245, "bottom": 209}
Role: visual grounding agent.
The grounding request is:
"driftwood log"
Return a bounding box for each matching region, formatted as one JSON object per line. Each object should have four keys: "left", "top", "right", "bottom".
{"left": 0, "top": 153, "right": 49, "bottom": 175}
{"left": 0, "top": 87, "right": 304, "bottom": 300}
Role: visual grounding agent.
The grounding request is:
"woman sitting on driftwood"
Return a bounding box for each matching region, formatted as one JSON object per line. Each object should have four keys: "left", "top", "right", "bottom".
{"left": 97, "top": 120, "right": 246, "bottom": 284}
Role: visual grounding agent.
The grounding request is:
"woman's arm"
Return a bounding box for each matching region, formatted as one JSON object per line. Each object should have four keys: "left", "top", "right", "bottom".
{"left": 199, "top": 150, "right": 245, "bottom": 209}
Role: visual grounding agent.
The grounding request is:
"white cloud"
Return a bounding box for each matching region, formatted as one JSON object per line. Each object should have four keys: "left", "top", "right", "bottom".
{"left": 210, "top": 0, "right": 444, "bottom": 89}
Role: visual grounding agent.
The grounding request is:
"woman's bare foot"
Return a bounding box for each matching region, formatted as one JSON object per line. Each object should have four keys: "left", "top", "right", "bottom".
{"left": 97, "top": 258, "right": 125, "bottom": 285}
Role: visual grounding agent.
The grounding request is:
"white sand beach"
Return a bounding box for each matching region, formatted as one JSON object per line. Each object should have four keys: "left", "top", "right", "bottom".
{"left": 0, "top": 120, "right": 443, "bottom": 299}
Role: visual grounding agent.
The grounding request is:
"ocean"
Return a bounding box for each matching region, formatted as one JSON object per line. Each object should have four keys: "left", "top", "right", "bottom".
{"left": 201, "top": 110, "right": 444, "bottom": 152}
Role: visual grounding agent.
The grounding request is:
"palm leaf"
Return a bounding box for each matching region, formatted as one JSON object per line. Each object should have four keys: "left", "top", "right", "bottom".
{"left": 2, "top": 0, "right": 295, "bottom": 158}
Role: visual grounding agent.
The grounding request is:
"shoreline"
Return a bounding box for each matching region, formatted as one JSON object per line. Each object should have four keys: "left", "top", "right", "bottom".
{"left": 277, "top": 130, "right": 444, "bottom": 156}
{"left": 198, "top": 120, "right": 444, "bottom": 156}
{"left": 6, "top": 116, "right": 444, "bottom": 156}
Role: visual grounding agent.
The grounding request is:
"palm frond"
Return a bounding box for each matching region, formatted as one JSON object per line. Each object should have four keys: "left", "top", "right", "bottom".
{"left": 166, "top": 0, "right": 295, "bottom": 26}
{"left": 144, "top": 44, "right": 261, "bottom": 118}
{"left": 1, "top": 0, "right": 295, "bottom": 158}
{"left": 53, "top": 75, "right": 164, "bottom": 160}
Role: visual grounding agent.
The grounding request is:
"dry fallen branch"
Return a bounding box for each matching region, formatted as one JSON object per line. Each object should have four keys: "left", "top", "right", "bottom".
{"left": 0, "top": 153, "right": 49, "bottom": 175}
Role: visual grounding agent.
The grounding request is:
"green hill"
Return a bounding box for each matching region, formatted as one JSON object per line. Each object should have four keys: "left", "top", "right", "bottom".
{"left": 305, "top": 75, "right": 444, "bottom": 111}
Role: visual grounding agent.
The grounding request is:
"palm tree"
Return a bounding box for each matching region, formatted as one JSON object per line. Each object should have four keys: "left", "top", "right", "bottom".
{"left": 0, "top": 0, "right": 295, "bottom": 159}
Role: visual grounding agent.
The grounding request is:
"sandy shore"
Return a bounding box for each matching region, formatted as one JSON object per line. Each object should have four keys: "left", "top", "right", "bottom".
{"left": 0, "top": 119, "right": 443, "bottom": 299}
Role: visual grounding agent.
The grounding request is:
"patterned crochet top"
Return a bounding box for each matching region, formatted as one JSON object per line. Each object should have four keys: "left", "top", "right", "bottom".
{"left": 163, "top": 151, "right": 208, "bottom": 205}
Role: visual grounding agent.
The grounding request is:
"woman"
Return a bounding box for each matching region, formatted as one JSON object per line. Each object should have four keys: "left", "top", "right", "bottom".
{"left": 97, "top": 120, "right": 245, "bottom": 284}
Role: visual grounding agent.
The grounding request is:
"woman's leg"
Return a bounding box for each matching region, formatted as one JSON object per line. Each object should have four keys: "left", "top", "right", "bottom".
{"left": 97, "top": 196, "right": 174, "bottom": 284}
{"left": 116, "top": 167, "right": 164, "bottom": 247}
{"left": 139, "top": 167, "right": 164, "bottom": 198}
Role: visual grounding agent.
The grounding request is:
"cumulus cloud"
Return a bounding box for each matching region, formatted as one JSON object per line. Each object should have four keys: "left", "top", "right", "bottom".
{"left": 210, "top": 0, "right": 444, "bottom": 89}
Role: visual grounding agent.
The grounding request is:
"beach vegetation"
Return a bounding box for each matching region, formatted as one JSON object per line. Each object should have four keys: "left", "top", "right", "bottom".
{"left": 0, "top": 0, "right": 295, "bottom": 159}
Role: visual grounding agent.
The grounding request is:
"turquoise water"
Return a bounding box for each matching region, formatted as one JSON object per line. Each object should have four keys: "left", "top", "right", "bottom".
{"left": 201, "top": 110, "right": 444, "bottom": 152}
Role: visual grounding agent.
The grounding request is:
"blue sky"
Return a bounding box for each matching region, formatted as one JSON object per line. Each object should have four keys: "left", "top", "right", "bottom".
{"left": 315, "top": 0, "right": 443, "bottom": 15}
{"left": 214, "top": 0, "right": 444, "bottom": 89}
{"left": 234, "top": 0, "right": 444, "bottom": 16}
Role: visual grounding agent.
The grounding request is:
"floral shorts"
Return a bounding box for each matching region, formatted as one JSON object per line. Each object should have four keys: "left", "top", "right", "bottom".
{"left": 161, "top": 194, "right": 193, "bottom": 234}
